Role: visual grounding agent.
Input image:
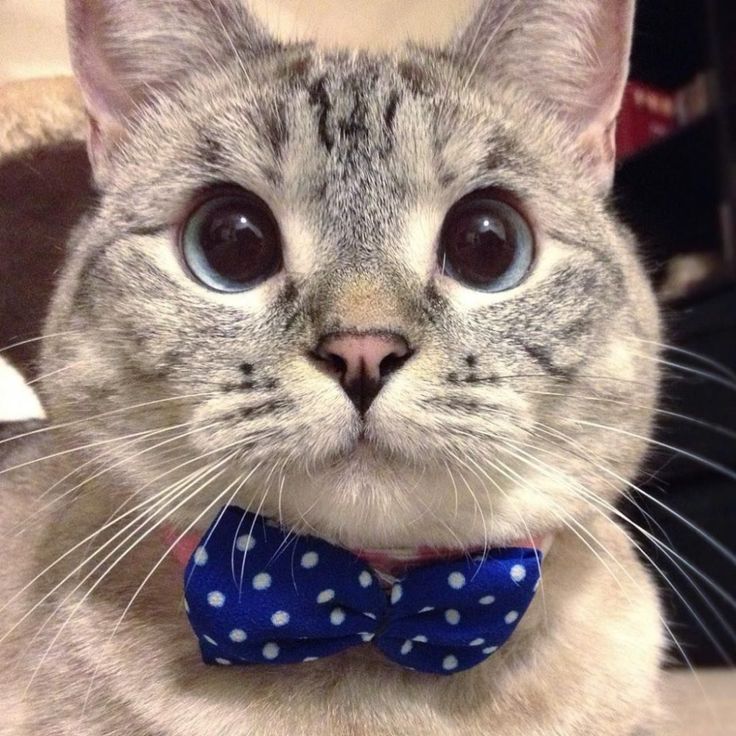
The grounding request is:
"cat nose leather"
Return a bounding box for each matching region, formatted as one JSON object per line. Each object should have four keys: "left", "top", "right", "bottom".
{"left": 314, "top": 332, "right": 411, "bottom": 415}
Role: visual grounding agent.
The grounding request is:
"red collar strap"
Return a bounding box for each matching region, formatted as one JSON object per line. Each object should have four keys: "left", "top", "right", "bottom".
{"left": 164, "top": 524, "right": 550, "bottom": 582}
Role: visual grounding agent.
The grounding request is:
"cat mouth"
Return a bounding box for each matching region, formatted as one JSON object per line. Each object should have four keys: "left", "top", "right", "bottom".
{"left": 329, "top": 429, "right": 383, "bottom": 464}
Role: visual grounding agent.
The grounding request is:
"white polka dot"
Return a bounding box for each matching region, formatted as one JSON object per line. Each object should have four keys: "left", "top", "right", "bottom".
{"left": 391, "top": 584, "right": 403, "bottom": 604}
{"left": 504, "top": 610, "right": 519, "bottom": 625}
{"left": 360, "top": 632, "right": 374, "bottom": 642}
{"left": 412, "top": 635, "right": 428, "bottom": 643}
{"left": 400, "top": 640, "right": 413, "bottom": 655}
{"left": 448, "top": 571, "right": 466, "bottom": 589}
{"left": 193, "top": 546, "right": 208, "bottom": 566}
{"left": 317, "top": 589, "right": 335, "bottom": 604}
{"left": 534, "top": 578, "right": 541, "bottom": 592}
{"left": 207, "top": 590, "right": 225, "bottom": 608}
{"left": 303, "top": 656, "right": 318, "bottom": 662}
{"left": 359, "top": 570, "right": 373, "bottom": 588}
{"left": 252, "top": 572, "right": 272, "bottom": 590}
{"left": 203, "top": 635, "right": 218, "bottom": 646}
{"left": 442, "top": 655, "right": 459, "bottom": 671}
{"left": 445, "top": 609, "right": 461, "bottom": 625}
{"left": 469, "top": 638, "right": 485, "bottom": 646}
{"left": 479, "top": 595, "right": 495, "bottom": 605}
{"left": 262, "top": 642, "right": 280, "bottom": 660}
{"left": 301, "top": 551, "right": 319, "bottom": 569}
{"left": 184, "top": 599, "right": 190, "bottom": 614}
{"left": 419, "top": 606, "right": 434, "bottom": 614}
{"left": 236, "top": 534, "right": 256, "bottom": 552}
{"left": 271, "top": 610, "right": 290, "bottom": 627}
{"left": 364, "top": 612, "right": 377, "bottom": 620}
{"left": 330, "top": 607, "right": 346, "bottom": 625}
{"left": 215, "top": 657, "right": 232, "bottom": 665}
{"left": 510, "top": 564, "right": 527, "bottom": 583}
{"left": 483, "top": 646, "right": 499, "bottom": 655}
{"left": 229, "top": 629, "right": 247, "bottom": 643}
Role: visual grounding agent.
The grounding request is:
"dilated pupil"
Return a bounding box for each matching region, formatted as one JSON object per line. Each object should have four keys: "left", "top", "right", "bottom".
{"left": 200, "top": 205, "right": 272, "bottom": 282}
{"left": 448, "top": 210, "right": 515, "bottom": 284}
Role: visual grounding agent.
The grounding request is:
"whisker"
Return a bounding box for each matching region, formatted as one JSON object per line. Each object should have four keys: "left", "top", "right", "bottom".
{"left": 2, "top": 430, "right": 274, "bottom": 630}
{"left": 22, "top": 454, "right": 238, "bottom": 693}
{"left": 81, "top": 461, "right": 255, "bottom": 718}
{"left": 236, "top": 486, "right": 271, "bottom": 601}
{"left": 0, "top": 392, "right": 219, "bottom": 448}
{"left": 184, "top": 461, "right": 263, "bottom": 592}
{"left": 629, "top": 349, "right": 736, "bottom": 394}
{"left": 574, "top": 420, "right": 736, "bottom": 566}
{"left": 25, "top": 361, "right": 85, "bottom": 387}
{"left": 511, "top": 388, "right": 736, "bottom": 461}
{"left": 439, "top": 447, "right": 490, "bottom": 555}
{"left": 484, "top": 438, "right": 710, "bottom": 682}
{"left": 497, "top": 436, "right": 736, "bottom": 649}
{"left": 0, "top": 424, "right": 192, "bottom": 476}
{"left": 2, "top": 459, "right": 221, "bottom": 641}
{"left": 517, "top": 427, "right": 736, "bottom": 613}
{"left": 12, "top": 420, "right": 224, "bottom": 536}
{"left": 0, "top": 329, "right": 120, "bottom": 356}
{"left": 622, "top": 335, "right": 736, "bottom": 382}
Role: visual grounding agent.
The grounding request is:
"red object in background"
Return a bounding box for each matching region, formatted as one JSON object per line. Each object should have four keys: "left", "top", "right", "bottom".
{"left": 616, "top": 81, "right": 677, "bottom": 160}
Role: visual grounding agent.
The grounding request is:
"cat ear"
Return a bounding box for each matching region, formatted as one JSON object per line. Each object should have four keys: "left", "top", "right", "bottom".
{"left": 452, "top": 0, "right": 635, "bottom": 189}
{"left": 66, "top": 0, "right": 276, "bottom": 180}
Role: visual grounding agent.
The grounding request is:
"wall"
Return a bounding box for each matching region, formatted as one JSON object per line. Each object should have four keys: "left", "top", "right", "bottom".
{"left": 0, "top": 0, "right": 473, "bottom": 82}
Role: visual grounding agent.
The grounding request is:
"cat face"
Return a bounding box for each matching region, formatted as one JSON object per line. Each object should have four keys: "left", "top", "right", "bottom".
{"left": 44, "top": 0, "right": 660, "bottom": 549}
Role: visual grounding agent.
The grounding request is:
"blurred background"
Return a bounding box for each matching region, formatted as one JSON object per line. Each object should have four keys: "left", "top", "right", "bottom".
{"left": 0, "top": 0, "right": 734, "bottom": 683}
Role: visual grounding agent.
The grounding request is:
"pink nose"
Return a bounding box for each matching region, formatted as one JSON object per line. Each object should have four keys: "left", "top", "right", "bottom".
{"left": 314, "top": 332, "right": 412, "bottom": 414}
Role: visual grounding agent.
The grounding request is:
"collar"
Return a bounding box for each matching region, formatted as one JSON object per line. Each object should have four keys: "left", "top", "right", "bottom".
{"left": 164, "top": 523, "right": 552, "bottom": 579}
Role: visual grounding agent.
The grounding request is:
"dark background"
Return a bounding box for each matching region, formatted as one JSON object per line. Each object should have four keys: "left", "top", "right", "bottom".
{"left": 616, "top": 0, "right": 736, "bottom": 666}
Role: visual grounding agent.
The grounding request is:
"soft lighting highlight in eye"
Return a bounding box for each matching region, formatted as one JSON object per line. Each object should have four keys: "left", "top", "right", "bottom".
{"left": 439, "top": 193, "right": 534, "bottom": 292}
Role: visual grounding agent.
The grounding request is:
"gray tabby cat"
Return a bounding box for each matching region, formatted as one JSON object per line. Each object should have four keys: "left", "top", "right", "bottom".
{"left": 0, "top": 0, "right": 664, "bottom": 733}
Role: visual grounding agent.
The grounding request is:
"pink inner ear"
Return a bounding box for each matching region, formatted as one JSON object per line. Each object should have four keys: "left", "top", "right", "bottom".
{"left": 577, "top": 120, "right": 620, "bottom": 189}
{"left": 68, "top": 1, "right": 134, "bottom": 126}
{"left": 84, "top": 112, "right": 122, "bottom": 178}
{"left": 561, "top": 2, "right": 635, "bottom": 186}
{"left": 584, "top": 2, "right": 635, "bottom": 124}
{"left": 451, "top": 0, "right": 635, "bottom": 188}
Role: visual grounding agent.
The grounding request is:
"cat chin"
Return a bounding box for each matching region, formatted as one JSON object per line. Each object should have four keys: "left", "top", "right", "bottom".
{"left": 253, "top": 465, "right": 544, "bottom": 550}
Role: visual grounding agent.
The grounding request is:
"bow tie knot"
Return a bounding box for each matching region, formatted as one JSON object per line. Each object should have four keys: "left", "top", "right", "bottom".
{"left": 184, "top": 506, "right": 541, "bottom": 675}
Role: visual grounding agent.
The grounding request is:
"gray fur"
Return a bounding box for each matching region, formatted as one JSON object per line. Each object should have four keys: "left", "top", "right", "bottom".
{"left": 1, "top": 1, "right": 665, "bottom": 733}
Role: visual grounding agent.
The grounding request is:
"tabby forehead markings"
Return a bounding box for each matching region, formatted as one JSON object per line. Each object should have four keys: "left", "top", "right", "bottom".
{"left": 308, "top": 75, "right": 335, "bottom": 153}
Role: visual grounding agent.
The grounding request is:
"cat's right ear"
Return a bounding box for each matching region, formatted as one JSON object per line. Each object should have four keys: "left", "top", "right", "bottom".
{"left": 66, "top": 0, "right": 276, "bottom": 184}
{"left": 450, "top": 0, "right": 635, "bottom": 191}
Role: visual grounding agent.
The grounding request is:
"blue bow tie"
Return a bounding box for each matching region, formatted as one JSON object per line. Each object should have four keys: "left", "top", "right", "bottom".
{"left": 184, "top": 506, "right": 541, "bottom": 676}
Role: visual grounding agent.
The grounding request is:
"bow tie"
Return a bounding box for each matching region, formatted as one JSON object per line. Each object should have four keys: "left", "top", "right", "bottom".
{"left": 184, "top": 506, "right": 542, "bottom": 676}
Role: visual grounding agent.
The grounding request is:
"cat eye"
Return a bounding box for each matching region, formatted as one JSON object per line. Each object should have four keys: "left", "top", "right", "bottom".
{"left": 439, "top": 193, "right": 534, "bottom": 292}
{"left": 180, "top": 188, "right": 282, "bottom": 292}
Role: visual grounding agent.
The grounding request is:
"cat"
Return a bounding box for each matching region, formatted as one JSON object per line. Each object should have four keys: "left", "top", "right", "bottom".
{"left": 0, "top": 0, "right": 665, "bottom": 733}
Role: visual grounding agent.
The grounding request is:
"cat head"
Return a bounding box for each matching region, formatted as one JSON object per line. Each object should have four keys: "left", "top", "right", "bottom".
{"left": 44, "top": 0, "right": 660, "bottom": 549}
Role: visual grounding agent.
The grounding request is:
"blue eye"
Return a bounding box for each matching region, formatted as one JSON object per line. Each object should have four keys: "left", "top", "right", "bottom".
{"left": 439, "top": 194, "right": 535, "bottom": 292}
{"left": 181, "top": 189, "right": 282, "bottom": 292}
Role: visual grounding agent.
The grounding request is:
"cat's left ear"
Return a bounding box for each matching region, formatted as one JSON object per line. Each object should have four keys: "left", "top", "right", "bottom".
{"left": 451, "top": 0, "right": 635, "bottom": 190}
{"left": 66, "top": 0, "right": 277, "bottom": 184}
